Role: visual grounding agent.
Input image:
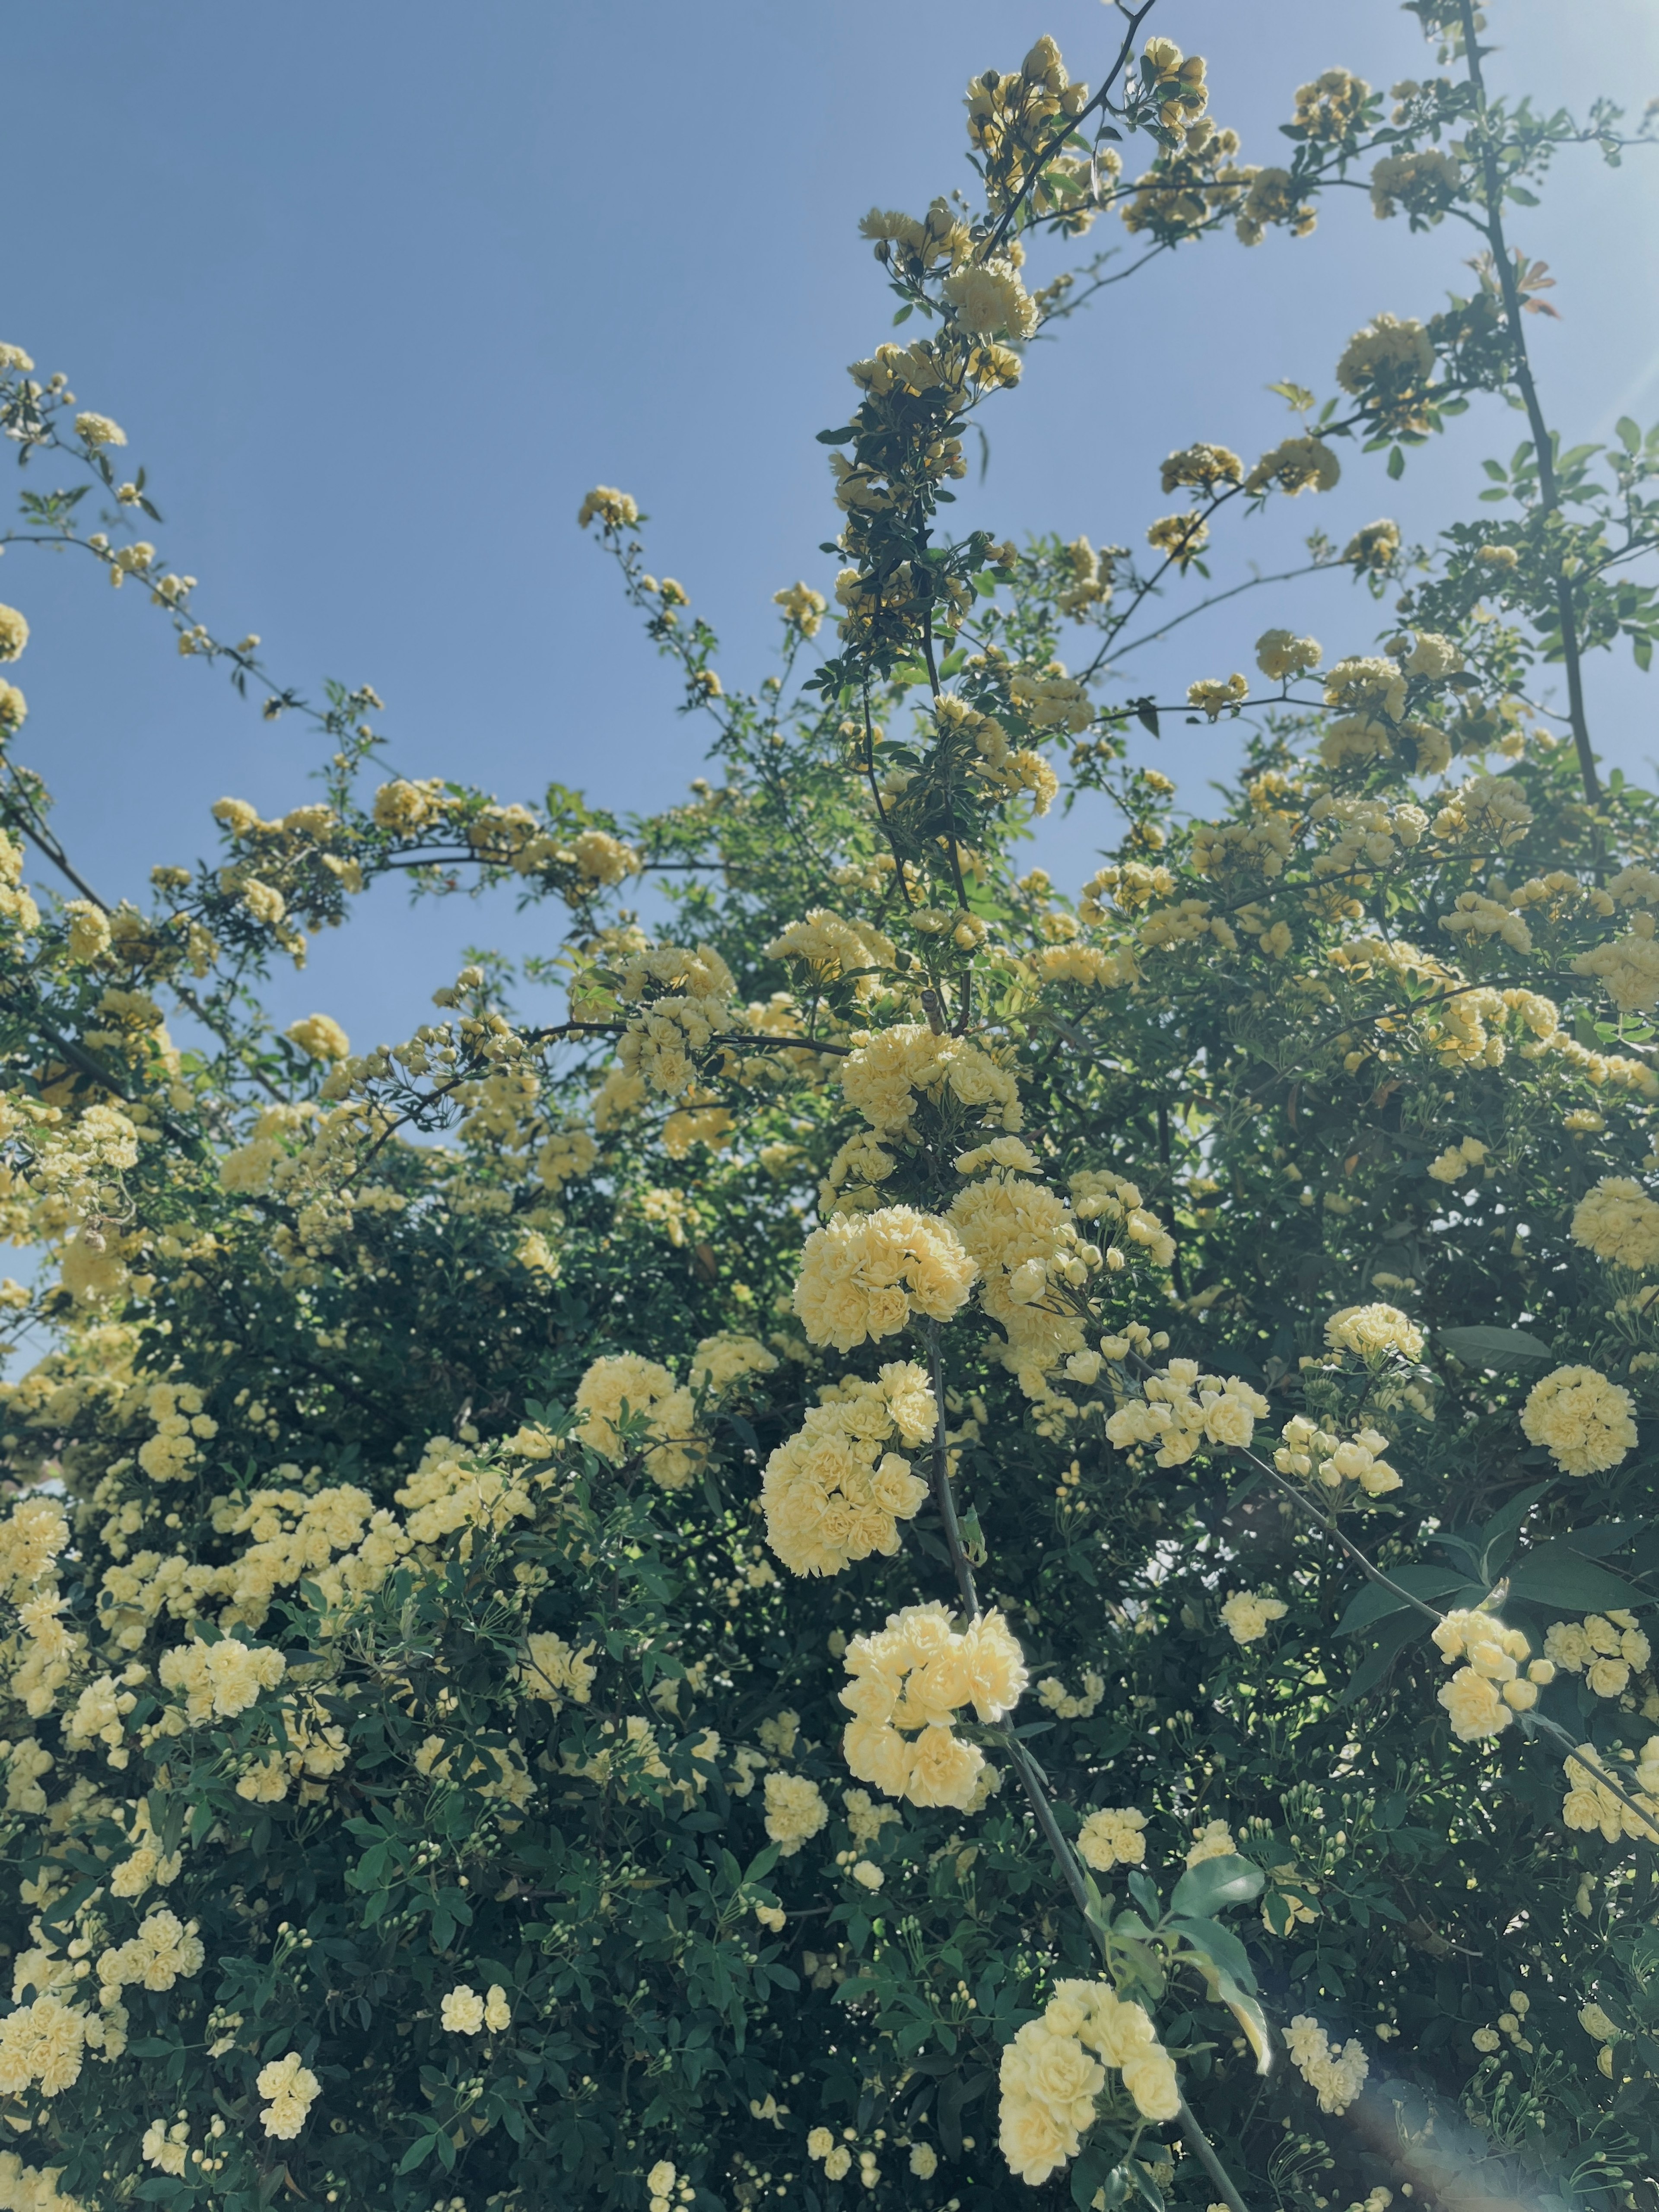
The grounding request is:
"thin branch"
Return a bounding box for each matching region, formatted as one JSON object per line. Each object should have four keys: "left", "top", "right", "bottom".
{"left": 1458, "top": 0, "right": 1599, "bottom": 805}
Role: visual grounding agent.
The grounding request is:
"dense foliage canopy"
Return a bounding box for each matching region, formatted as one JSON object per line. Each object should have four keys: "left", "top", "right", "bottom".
{"left": 1, "top": 5, "right": 1659, "bottom": 2211}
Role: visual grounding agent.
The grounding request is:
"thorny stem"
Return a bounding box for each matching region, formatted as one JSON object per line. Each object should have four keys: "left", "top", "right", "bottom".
{"left": 1457, "top": 0, "right": 1600, "bottom": 806}
{"left": 921, "top": 1322, "right": 1257, "bottom": 2210}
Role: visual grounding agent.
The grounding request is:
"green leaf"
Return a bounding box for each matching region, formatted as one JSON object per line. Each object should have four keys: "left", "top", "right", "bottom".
{"left": 1387, "top": 445, "right": 1406, "bottom": 480}
{"left": 1169, "top": 1854, "right": 1264, "bottom": 1917}
{"left": 1073, "top": 2146, "right": 1115, "bottom": 2210}
{"left": 1507, "top": 1548, "right": 1646, "bottom": 1612}
{"left": 892, "top": 305, "right": 914, "bottom": 325}
{"left": 1618, "top": 416, "right": 1642, "bottom": 453}
{"left": 397, "top": 2136, "right": 443, "bottom": 2175}
{"left": 1439, "top": 1325, "right": 1553, "bottom": 1368}
{"left": 1211, "top": 1964, "right": 1273, "bottom": 2073}
{"left": 814, "top": 426, "right": 858, "bottom": 445}
{"left": 1126, "top": 1869, "right": 1162, "bottom": 1921}
{"left": 1341, "top": 1607, "right": 1433, "bottom": 1704}
{"left": 1476, "top": 1481, "right": 1555, "bottom": 1577}
{"left": 1168, "top": 1912, "right": 1255, "bottom": 1986}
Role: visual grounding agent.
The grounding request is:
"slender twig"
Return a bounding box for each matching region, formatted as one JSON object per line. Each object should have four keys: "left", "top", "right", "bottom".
{"left": 1457, "top": 0, "right": 1599, "bottom": 805}
{"left": 981, "top": 3, "right": 1160, "bottom": 262}
{"left": 1178, "top": 2096, "right": 1252, "bottom": 2212}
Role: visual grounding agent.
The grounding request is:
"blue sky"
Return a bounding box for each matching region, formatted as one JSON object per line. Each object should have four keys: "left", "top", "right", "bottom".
{"left": 5, "top": 0, "right": 1659, "bottom": 1049}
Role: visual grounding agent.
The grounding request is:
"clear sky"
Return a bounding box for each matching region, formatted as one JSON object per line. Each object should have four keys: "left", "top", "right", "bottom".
{"left": 5, "top": 0, "right": 1659, "bottom": 1049}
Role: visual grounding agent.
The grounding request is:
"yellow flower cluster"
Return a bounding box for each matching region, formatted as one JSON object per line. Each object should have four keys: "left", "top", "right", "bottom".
{"left": 943, "top": 261, "right": 1037, "bottom": 342}
{"left": 1291, "top": 67, "right": 1371, "bottom": 141}
{"left": 840, "top": 1602, "right": 1025, "bottom": 1810}
{"left": 1427, "top": 1135, "right": 1487, "bottom": 1186}
{"left": 1573, "top": 912, "right": 1659, "bottom": 1017}
{"left": 257, "top": 2050, "right": 321, "bottom": 2139}
{"left": 761, "top": 1364, "right": 935, "bottom": 1576}
{"left": 1220, "top": 1592, "right": 1288, "bottom": 1645}
{"left": 964, "top": 35, "right": 1091, "bottom": 208}
{"left": 1008, "top": 665, "right": 1092, "bottom": 733}
{"left": 645, "top": 2157, "right": 699, "bottom": 2212}
{"left": 576, "top": 486, "right": 639, "bottom": 532}
{"left": 441, "top": 1982, "right": 512, "bottom": 2034}
{"left": 1370, "top": 147, "right": 1462, "bottom": 221}
{"left": 1037, "top": 1669, "right": 1103, "bottom": 1720}
{"left": 1544, "top": 1611, "right": 1651, "bottom": 1699}
{"left": 1560, "top": 1738, "right": 1659, "bottom": 1843}
{"left": 1521, "top": 1365, "right": 1638, "bottom": 1478}
{"left": 1335, "top": 313, "right": 1434, "bottom": 402}
{"left": 764, "top": 910, "right": 893, "bottom": 987}
{"left": 1075, "top": 1806, "right": 1147, "bottom": 1871}
{"left": 534, "top": 1128, "right": 598, "bottom": 1196}
{"left": 208, "top": 1482, "right": 394, "bottom": 1632}
{"left": 0, "top": 1996, "right": 93, "bottom": 2100}
{"left": 136, "top": 1379, "right": 216, "bottom": 1484}
{"left": 156, "top": 1636, "right": 285, "bottom": 1725}
{"left": 1057, "top": 535, "right": 1112, "bottom": 618}
{"left": 1036, "top": 942, "right": 1132, "bottom": 989}
{"left": 1572, "top": 1177, "right": 1659, "bottom": 1269}
{"left": 1245, "top": 437, "right": 1340, "bottom": 496}
{"left": 998, "top": 1979, "right": 1179, "bottom": 2187}
{"left": 1431, "top": 773, "right": 1531, "bottom": 849}
{"left": 773, "top": 581, "right": 827, "bottom": 636}
{"left": 1324, "top": 1303, "right": 1424, "bottom": 1362}
{"left": 1160, "top": 444, "right": 1242, "bottom": 495}
{"left": 519, "top": 1631, "right": 597, "bottom": 1711}
{"left": 1188, "top": 674, "right": 1248, "bottom": 720}
{"left": 1431, "top": 1609, "right": 1553, "bottom": 1739}
{"left": 1274, "top": 1417, "right": 1402, "bottom": 1496}
{"left": 1283, "top": 2017, "right": 1368, "bottom": 2115}
{"left": 793, "top": 1207, "right": 976, "bottom": 1353}
{"left": 1345, "top": 518, "right": 1402, "bottom": 570}
{"left": 763, "top": 1770, "right": 829, "bottom": 1856}
{"left": 0, "top": 2153, "right": 77, "bottom": 2210}
{"left": 1441, "top": 890, "right": 1532, "bottom": 956}
{"left": 95, "top": 1907, "right": 203, "bottom": 2009}
{"left": 573, "top": 1353, "right": 703, "bottom": 1489}
{"left": 1256, "top": 629, "right": 1322, "bottom": 682}
{"left": 0, "top": 834, "right": 38, "bottom": 936}
{"left": 285, "top": 1013, "right": 349, "bottom": 1062}
{"left": 946, "top": 1172, "right": 1100, "bottom": 1381}
{"left": 1104, "top": 1359, "right": 1268, "bottom": 1467}
{"left": 1147, "top": 512, "right": 1208, "bottom": 567}
{"left": 839, "top": 1023, "right": 1022, "bottom": 1139}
